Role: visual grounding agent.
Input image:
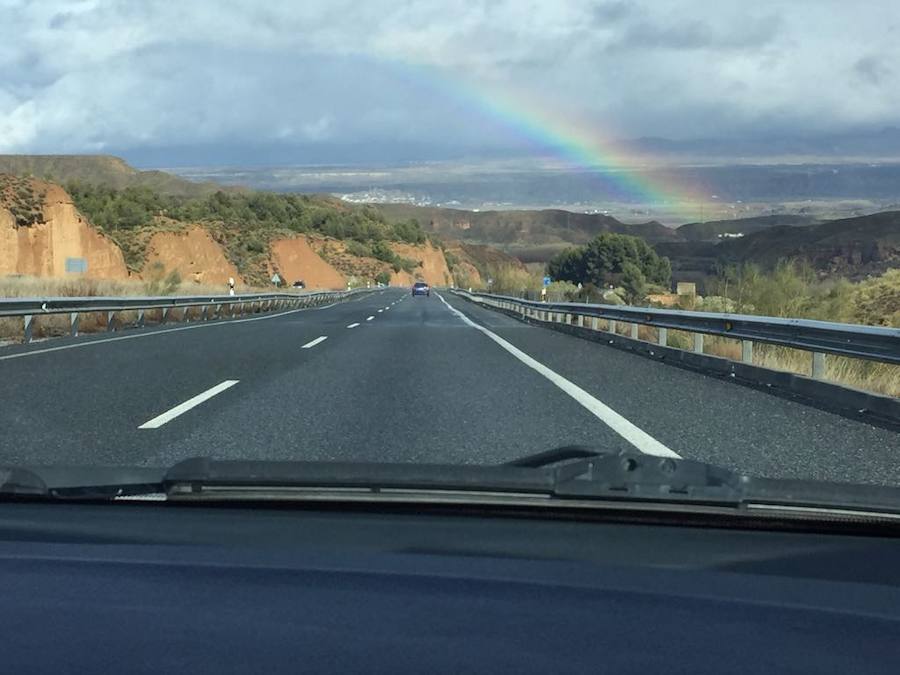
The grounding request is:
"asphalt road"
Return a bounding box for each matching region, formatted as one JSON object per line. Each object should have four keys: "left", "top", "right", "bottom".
{"left": 1, "top": 288, "right": 897, "bottom": 486}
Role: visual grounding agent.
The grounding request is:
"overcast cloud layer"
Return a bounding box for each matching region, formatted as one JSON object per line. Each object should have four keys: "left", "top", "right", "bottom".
{"left": 1, "top": 0, "right": 898, "bottom": 164}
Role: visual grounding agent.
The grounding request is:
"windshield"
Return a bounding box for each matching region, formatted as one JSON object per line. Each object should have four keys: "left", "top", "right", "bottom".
{"left": 0, "top": 1, "right": 898, "bottom": 503}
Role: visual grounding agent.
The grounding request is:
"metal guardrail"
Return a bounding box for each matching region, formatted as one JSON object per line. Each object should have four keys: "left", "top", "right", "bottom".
{"left": 452, "top": 290, "right": 900, "bottom": 378}
{"left": 0, "top": 289, "right": 371, "bottom": 343}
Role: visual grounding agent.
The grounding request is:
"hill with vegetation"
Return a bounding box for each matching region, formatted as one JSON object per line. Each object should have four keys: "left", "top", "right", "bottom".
{"left": 0, "top": 155, "right": 228, "bottom": 197}
{"left": 374, "top": 203, "right": 679, "bottom": 260}
{"left": 676, "top": 214, "right": 819, "bottom": 241}
{"left": 63, "top": 183, "right": 428, "bottom": 285}
{"left": 713, "top": 211, "right": 900, "bottom": 276}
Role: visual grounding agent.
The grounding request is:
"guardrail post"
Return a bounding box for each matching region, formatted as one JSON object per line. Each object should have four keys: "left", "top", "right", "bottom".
{"left": 812, "top": 352, "right": 826, "bottom": 379}
{"left": 137, "top": 309, "right": 145, "bottom": 328}
{"left": 161, "top": 307, "right": 169, "bottom": 324}
{"left": 70, "top": 312, "right": 79, "bottom": 337}
{"left": 741, "top": 340, "right": 754, "bottom": 364}
{"left": 201, "top": 305, "right": 208, "bottom": 321}
{"left": 591, "top": 317, "right": 598, "bottom": 331}
{"left": 107, "top": 311, "right": 116, "bottom": 332}
{"left": 609, "top": 319, "right": 617, "bottom": 335}
{"left": 631, "top": 323, "right": 639, "bottom": 340}
{"left": 239, "top": 302, "right": 246, "bottom": 316}
{"left": 23, "top": 314, "right": 33, "bottom": 343}
{"left": 564, "top": 313, "right": 572, "bottom": 325}
{"left": 693, "top": 333, "right": 704, "bottom": 354}
{"left": 658, "top": 327, "right": 668, "bottom": 347}
{"left": 576, "top": 315, "right": 584, "bottom": 328}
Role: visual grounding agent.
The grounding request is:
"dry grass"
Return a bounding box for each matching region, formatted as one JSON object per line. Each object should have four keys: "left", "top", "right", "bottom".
{"left": 0, "top": 275, "right": 289, "bottom": 342}
{"left": 557, "top": 313, "right": 899, "bottom": 398}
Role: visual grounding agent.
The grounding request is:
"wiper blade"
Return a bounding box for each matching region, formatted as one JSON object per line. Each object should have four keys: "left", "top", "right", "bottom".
{"left": 163, "top": 457, "right": 555, "bottom": 495}
{"left": 6, "top": 451, "right": 900, "bottom": 518}
{"left": 504, "top": 446, "right": 603, "bottom": 468}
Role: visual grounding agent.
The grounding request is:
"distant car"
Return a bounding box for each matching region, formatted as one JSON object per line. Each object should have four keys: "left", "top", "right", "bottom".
{"left": 412, "top": 281, "right": 430, "bottom": 297}
{"left": 292, "top": 280, "right": 305, "bottom": 289}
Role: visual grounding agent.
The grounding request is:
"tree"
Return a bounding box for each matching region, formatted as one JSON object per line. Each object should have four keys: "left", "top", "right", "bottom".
{"left": 546, "top": 233, "right": 671, "bottom": 289}
{"left": 621, "top": 262, "right": 647, "bottom": 303}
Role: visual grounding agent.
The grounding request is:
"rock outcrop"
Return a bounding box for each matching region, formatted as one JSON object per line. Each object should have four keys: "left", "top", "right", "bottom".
{"left": 0, "top": 179, "right": 129, "bottom": 279}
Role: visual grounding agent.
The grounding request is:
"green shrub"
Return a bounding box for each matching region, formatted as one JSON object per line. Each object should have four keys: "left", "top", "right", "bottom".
{"left": 345, "top": 240, "right": 373, "bottom": 258}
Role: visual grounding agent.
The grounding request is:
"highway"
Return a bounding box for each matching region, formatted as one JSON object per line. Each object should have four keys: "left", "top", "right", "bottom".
{"left": 1, "top": 288, "right": 897, "bottom": 486}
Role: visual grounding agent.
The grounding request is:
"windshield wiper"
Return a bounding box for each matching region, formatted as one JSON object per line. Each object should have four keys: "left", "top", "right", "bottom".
{"left": 4, "top": 449, "right": 900, "bottom": 518}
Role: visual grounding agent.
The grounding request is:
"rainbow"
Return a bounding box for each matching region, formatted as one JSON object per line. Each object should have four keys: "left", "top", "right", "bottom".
{"left": 395, "top": 62, "right": 711, "bottom": 220}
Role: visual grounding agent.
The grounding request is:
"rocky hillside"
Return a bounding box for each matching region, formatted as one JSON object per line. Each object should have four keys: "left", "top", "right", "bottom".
{"left": 0, "top": 176, "right": 128, "bottom": 280}
{"left": 0, "top": 176, "right": 457, "bottom": 290}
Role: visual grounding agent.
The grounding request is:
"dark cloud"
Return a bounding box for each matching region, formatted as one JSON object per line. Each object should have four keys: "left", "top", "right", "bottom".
{"left": 853, "top": 55, "right": 891, "bottom": 86}
{"left": 613, "top": 14, "right": 781, "bottom": 51}
{"left": 591, "top": 1, "right": 634, "bottom": 23}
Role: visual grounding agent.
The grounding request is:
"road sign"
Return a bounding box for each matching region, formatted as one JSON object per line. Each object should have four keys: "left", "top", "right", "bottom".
{"left": 65, "top": 257, "right": 87, "bottom": 274}
{"left": 271, "top": 273, "right": 281, "bottom": 286}
{"left": 543, "top": 276, "right": 551, "bottom": 287}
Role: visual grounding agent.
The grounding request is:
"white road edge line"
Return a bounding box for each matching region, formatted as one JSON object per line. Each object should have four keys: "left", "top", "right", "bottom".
{"left": 435, "top": 293, "right": 680, "bottom": 459}
{"left": 0, "top": 295, "right": 361, "bottom": 363}
{"left": 301, "top": 336, "right": 328, "bottom": 349}
{"left": 366, "top": 316, "right": 374, "bottom": 321}
{"left": 138, "top": 380, "right": 239, "bottom": 429}
{"left": 347, "top": 323, "right": 360, "bottom": 329}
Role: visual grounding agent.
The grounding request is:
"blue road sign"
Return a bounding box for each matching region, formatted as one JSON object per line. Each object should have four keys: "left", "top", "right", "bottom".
{"left": 543, "top": 276, "right": 551, "bottom": 286}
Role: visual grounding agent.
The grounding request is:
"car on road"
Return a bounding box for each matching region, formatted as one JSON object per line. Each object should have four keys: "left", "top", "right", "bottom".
{"left": 412, "top": 281, "right": 430, "bottom": 297}
{"left": 292, "top": 280, "right": 305, "bottom": 289}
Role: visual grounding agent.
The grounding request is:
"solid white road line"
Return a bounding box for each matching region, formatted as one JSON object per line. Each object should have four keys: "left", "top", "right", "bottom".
{"left": 436, "top": 293, "right": 680, "bottom": 459}
{"left": 301, "top": 336, "right": 328, "bottom": 349}
{"left": 347, "top": 323, "right": 360, "bottom": 329}
{"left": 366, "top": 316, "right": 374, "bottom": 321}
{"left": 138, "top": 380, "right": 239, "bottom": 429}
{"left": 0, "top": 294, "right": 365, "bottom": 363}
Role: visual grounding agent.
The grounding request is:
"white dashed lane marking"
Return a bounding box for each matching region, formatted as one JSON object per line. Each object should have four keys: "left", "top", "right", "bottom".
{"left": 301, "top": 336, "right": 328, "bottom": 349}
{"left": 139, "top": 380, "right": 239, "bottom": 429}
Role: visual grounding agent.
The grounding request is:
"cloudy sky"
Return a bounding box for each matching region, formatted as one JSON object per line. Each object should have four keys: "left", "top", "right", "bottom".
{"left": 1, "top": 0, "right": 898, "bottom": 165}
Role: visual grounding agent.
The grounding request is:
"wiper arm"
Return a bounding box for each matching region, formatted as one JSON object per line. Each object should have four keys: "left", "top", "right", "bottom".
{"left": 545, "top": 449, "right": 744, "bottom": 504}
